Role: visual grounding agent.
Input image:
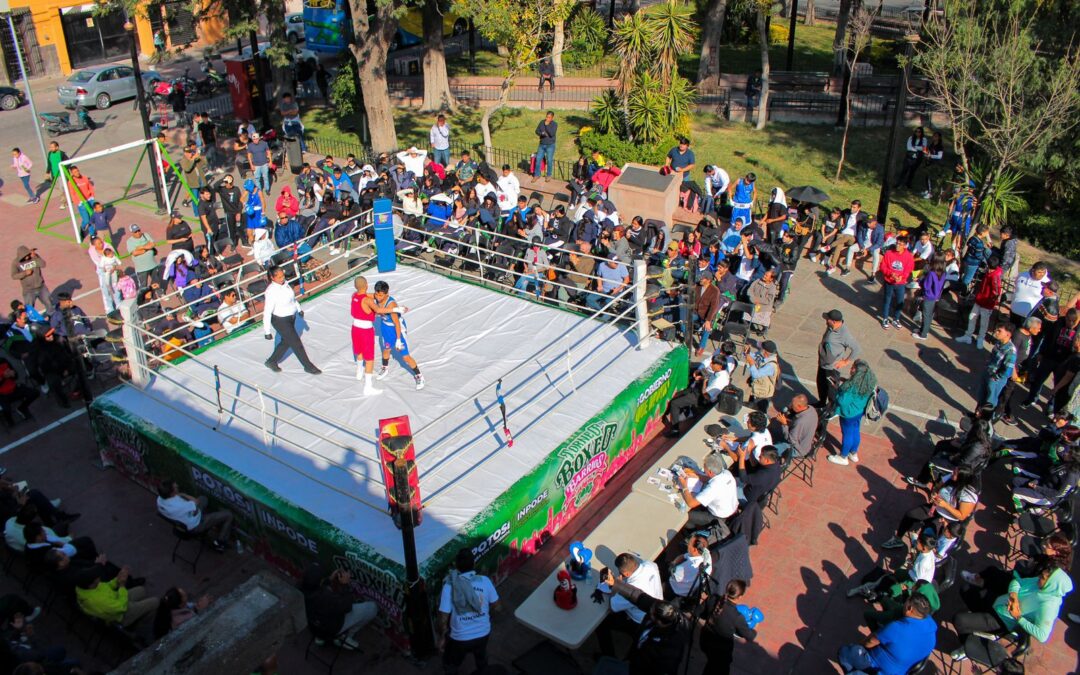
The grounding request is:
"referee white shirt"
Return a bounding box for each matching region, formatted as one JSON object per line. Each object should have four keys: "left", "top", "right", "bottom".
{"left": 263, "top": 280, "right": 299, "bottom": 336}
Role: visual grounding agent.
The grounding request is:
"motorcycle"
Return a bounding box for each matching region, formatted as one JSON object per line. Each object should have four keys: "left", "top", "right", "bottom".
{"left": 38, "top": 106, "right": 96, "bottom": 136}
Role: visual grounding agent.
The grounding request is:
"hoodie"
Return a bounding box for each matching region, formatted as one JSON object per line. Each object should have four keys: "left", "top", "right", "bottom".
{"left": 11, "top": 246, "right": 46, "bottom": 292}
{"left": 993, "top": 568, "right": 1073, "bottom": 643}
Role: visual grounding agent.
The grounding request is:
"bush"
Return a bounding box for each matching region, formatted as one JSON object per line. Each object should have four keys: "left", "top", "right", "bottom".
{"left": 563, "top": 43, "right": 605, "bottom": 70}
{"left": 1017, "top": 212, "right": 1080, "bottom": 260}
{"left": 568, "top": 6, "right": 608, "bottom": 47}
{"left": 769, "top": 22, "right": 787, "bottom": 45}
{"left": 577, "top": 129, "right": 674, "bottom": 167}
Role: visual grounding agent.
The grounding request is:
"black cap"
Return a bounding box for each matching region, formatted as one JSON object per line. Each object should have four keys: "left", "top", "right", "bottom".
{"left": 823, "top": 309, "right": 844, "bottom": 322}
{"left": 170, "top": 211, "right": 182, "bottom": 218}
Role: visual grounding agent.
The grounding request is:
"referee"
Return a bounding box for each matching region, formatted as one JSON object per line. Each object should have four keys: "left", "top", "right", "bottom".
{"left": 263, "top": 265, "right": 321, "bottom": 374}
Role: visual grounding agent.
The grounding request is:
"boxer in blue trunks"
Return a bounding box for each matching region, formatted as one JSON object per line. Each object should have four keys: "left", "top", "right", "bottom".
{"left": 373, "top": 280, "right": 425, "bottom": 390}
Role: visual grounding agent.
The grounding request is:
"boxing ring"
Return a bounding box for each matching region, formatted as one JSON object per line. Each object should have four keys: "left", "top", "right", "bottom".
{"left": 88, "top": 212, "right": 688, "bottom": 641}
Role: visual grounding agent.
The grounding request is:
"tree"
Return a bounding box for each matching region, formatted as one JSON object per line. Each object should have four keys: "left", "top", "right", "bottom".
{"left": 550, "top": 0, "right": 576, "bottom": 76}
{"left": 454, "top": 0, "right": 559, "bottom": 149}
{"left": 834, "top": 7, "right": 874, "bottom": 179}
{"left": 696, "top": 0, "right": 729, "bottom": 87}
{"left": 912, "top": 1, "right": 1080, "bottom": 208}
{"left": 422, "top": 0, "right": 457, "bottom": 111}
{"left": 804, "top": 0, "right": 815, "bottom": 25}
{"left": 754, "top": 1, "right": 771, "bottom": 130}
{"left": 347, "top": 0, "right": 402, "bottom": 153}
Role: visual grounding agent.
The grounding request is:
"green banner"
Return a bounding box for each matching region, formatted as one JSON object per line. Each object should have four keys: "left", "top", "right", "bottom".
{"left": 89, "top": 343, "right": 687, "bottom": 645}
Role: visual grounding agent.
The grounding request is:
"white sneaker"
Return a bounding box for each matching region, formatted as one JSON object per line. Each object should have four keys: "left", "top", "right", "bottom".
{"left": 375, "top": 365, "right": 389, "bottom": 381}
{"left": 936, "top": 230, "right": 948, "bottom": 239}
{"left": 827, "top": 454, "right": 849, "bottom": 466}
{"left": 956, "top": 335, "right": 973, "bottom": 344}
{"left": 911, "top": 331, "right": 927, "bottom": 340}
{"left": 849, "top": 453, "right": 859, "bottom": 463}
{"left": 362, "top": 373, "right": 382, "bottom": 396}
{"left": 415, "top": 374, "right": 426, "bottom": 390}
{"left": 329, "top": 246, "right": 340, "bottom": 255}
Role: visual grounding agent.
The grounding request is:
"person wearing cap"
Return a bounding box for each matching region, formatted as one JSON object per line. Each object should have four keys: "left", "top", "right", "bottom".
{"left": 1029, "top": 279, "right": 1061, "bottom": 327}
{"left": 743, "top": 339, "right": 781, "bottom": 413}
{"left": 585, "top": 254, "right": 630, "bottom": 312}
{"left": 216, "top": 174, "right": 244, "bottom": 245}
{"left": 246, "top": 131, "right": 272, "bottom": 193}
{"left": 48, "top": 293, "right": 104, "bottom": 341}
{"left": 817, "top": 310, "right": 862, "bottom": 410}
{"left": 120, "top": 223, "right": 158, "bottom": 289}
{"left": 165, "top": 212, "right": 194, "bottom": 254}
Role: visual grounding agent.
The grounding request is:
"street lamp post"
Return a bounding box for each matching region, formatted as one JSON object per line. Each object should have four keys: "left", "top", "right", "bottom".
{"left": 124, "top": 20, "right": 166, "bottom": 214}
{"left": 876, "top": 33, "right": 919, "bottom": 224}
{"left": 1, "top": 1, "right": 48, "bottom": 166}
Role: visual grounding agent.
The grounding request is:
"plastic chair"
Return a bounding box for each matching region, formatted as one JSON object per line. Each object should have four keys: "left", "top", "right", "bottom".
{"left": 157, "top": 513, "right": 206, "bottom": 573}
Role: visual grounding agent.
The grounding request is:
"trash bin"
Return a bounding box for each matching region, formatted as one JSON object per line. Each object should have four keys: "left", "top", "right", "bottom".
{"left": 283, "top": 135, "right": 304, "bottom": 175}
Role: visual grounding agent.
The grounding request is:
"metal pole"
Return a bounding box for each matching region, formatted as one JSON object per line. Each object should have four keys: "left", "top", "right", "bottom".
{"left": 393, "top": 461, "right": 436, "bottom": 659}
{"left": 786, "top": 0, "right": 799, "bottom": 71}
{"left": 876, "top": 37, "right": 916, "bottom": 224}
{"left": 5, "top": 12, "right": 47, "bottom": 167}
{"left": 125, "top": 21, "right": 166, "bottom": 214}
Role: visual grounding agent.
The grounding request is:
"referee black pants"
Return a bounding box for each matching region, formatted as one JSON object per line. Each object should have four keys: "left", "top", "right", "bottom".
{"left": 267, "top": 313, "right": 316, "bottom": 369}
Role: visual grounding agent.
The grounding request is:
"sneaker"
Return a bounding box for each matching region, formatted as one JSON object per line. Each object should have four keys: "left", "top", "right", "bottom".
{"left": 960, "top": 570, "right": 983, "bottom": 587}
{"left": 903, "top": 476, "right": 927, "bottom": 489}
{"left": 881, "top": 536, "right": 906, "bottom": 550}
{"left": 890, "top": 319, "right": 902, "bottom": 329}
{"left": 841, "top": 269, "right": 851, "bottom": 277}
{"left": 849, "top": 453, "right": 859, "bottom": 463}
{"left": 827, "top": 454, "right": 849, "bottom": 466}
{"left": 911, "top": 331, "right": 927, "bottom": 340}
{"left": 846, "top": 582, "right": 877, "bottom": 599}
{"left": 881, "top": 319, "right": 892, "bottom": 330}
{"left": 949, "top": 648, "right": 967, "bottom": 661}
{"left": 825, "top": 266, "right": 836, "bottom": 275}
{"left": 955, "top": 335, "right": 973, "bottom": 344}
{"left": 329, "top": 246, "right": 340, "bottom": 255}
{"left": 1000, "top": 415, "right": 1018, "bottom": 426}
{"left": 1018, "top": 400, "right": 1032, "bottom": 409}
{"left": 336, "top": 635, "right": 361, "bottom": 651}
{"left": 375, "top": 365, "right": 389, "bottom": 381}
{"left": 936, "top": 230, "right": 948, "bottom": 239}
{"left": 415, "top": 374, "right": 426, "bottom": 390}
{"left": 210, "top": 539, "right": 227, "bottom": 553}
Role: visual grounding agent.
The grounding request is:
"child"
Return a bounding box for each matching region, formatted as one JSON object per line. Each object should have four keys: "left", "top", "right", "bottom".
{"left": 847, "top": 533, "right": 937, "bottom": 603}
{"left": 98, "top": 247, "right": 123, "bottom": 312}
{"left": 86, "top": 201, "right": 108, "bottom": 240}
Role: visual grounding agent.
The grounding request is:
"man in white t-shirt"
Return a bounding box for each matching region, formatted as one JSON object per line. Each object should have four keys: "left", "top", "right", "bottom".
{"left": 155, "top": 480, "right": 233, "bottom": 553}
{"left": 668, "top": 532, "right": 715, "bottom": 598}
{"left": 1009, "top": 262, "right": 1051, "bottom": 325}
{"left": 596, "top": 552, "right": 663, "bottom": 656}
{"left": 437, "top": 548, "right": 499, "bottom": 674}
{"left": 678, "top": 453, "right": 739, "bottom": 530}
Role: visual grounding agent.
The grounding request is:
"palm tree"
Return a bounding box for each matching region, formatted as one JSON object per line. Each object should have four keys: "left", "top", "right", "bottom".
{"left": 647, "top": 0, "right": 697, "bottom": 84}
{"left": 610, "top": 12, "right": 651, "bottom": 139}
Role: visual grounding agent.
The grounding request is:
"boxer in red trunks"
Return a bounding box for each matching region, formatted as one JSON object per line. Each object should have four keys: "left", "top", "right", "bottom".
{"left": 351, "top": 276, "right": 404, "bottom": 395}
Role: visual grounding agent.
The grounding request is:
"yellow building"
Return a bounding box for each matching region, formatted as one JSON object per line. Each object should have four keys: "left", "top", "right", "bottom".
{"left": 3, "top": 0, "right": 228, "bottom": 78}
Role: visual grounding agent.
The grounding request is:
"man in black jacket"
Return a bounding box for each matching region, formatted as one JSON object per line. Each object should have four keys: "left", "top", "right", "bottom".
{"left": 216, "top": 175, "right": 244, "bottom": 245}
{"left": 300, "top": 565, "right": 377, "bottom": 650}
{"left": 736, "top": 444, "right": 782, "bottom": 507}
{"left": 776, "top": 230, "right": 801, "bottom": 305}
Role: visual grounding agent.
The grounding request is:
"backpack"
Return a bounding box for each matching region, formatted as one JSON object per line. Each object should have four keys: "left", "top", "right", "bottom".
{"left": 115, "top": 274, "right": 137, "bottom": 300}
{"left": 865, "top": 386, "right": 889, "bottom": 421}
{"left": 748, "top": 356, "right": 779, "bottom": 400}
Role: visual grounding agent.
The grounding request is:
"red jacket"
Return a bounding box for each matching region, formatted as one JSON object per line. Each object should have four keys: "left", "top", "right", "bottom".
{"left": 974, "top": 266, "right": 1003, "bottom": 310}
{"left": 879, "top": 248, "right": 914, "bottom": 285}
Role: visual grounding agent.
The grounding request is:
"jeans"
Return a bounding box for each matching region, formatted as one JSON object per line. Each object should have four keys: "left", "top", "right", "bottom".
{"left": 20, "top": 175, "right": 35, "bottom": 200}
{"left": 839, "top": 414, "right": 862, "bottom": 457}
{"left": 837, "top": 643, "right": 876, "bottom": 674}
{"left": 978, "top": 374, "right": 1008, "bottom": 408}
{"left": 882, "top": 283, "right": 905, "bottom": 321}
{"left": 78, "top": 201, "right": 94, "bottom": 233}
{"left": 585, "top": 291, "right": 613, "bottom": 312}
{"left": 917, "top": 298, "right": 937, "bottom": 337}
{"left": 961, "top": 261, "right": 979, "bottom": 288}
{"left": 534, "top": 143, "right": 555, "bottom": 178}
{"left": 97, "top": 270, "right": 121, "bottom": 313}
{"left": 252, "top": 163, "right": 271, "bottom": 193}
{"left": 965, "top": 305, "right": 993, "bottom": 341}
{"left": 846, "top": 245, "right": 880, "bottom": 274}
{"left": 679, "top": 306, "right": 715, "bottom": 353}
{"left": 432, "top": 147, "right": 450, "bottom": 167}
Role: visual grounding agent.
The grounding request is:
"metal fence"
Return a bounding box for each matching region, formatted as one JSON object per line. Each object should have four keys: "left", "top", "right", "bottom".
{"left": 304, "top": 135, "right": 577, "bottom": 181}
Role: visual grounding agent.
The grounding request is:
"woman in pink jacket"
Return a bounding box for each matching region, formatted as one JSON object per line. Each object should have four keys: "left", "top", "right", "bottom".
{"left": 10, "top": 148, "right": 38, "bottom": 203}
